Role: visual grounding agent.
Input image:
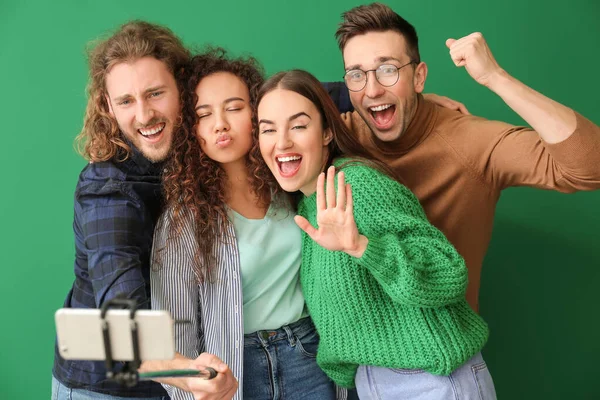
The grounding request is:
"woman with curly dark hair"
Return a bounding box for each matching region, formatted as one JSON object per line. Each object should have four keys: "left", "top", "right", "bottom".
{"left": 149, "top": 49, "right": 340, "bottom": 400}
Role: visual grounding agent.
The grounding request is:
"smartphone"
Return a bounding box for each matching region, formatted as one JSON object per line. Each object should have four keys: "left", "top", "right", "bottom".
{"left": 55, "top": 308, "right": 175, "bottom": 362}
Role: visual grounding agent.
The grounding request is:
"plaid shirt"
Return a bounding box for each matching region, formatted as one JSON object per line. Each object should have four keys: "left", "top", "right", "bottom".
{"left": 53, "top": 147, "right": 168, "bottom": 397}
{"left": 322, "top": 81, "right": 354, "bottom": 114}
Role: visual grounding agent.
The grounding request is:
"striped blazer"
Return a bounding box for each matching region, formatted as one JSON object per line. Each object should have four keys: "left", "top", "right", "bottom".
{"left": 150, "top": 207, "right": 347, "bottom": 400}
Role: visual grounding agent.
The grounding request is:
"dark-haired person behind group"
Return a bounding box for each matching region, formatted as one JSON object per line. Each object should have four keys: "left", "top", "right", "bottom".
{"left": 326, "top": 3, "right": 600, "bottom": 312}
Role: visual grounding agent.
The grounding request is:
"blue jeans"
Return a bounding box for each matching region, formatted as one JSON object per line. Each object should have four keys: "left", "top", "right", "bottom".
{"left": 355, "top": 352, "right": 496, "bottom": 400}
{"left": 51, "top": 376, "right": 169, "bottom": 400}
{"left": 243, "top": 317, "right": 336, "bottom": 400}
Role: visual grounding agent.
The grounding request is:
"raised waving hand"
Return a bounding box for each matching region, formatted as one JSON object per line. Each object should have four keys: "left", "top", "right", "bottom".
{"left": 294, "top": 166, "right": 368, "bottom": 258}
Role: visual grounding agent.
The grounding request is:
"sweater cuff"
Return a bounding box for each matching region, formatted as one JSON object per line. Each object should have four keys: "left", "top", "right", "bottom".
{"left": 544, "top": 112, "right": 600, "bottom": 174}
{"left": 354, "top": 235, "right": 388, "bottom": 273}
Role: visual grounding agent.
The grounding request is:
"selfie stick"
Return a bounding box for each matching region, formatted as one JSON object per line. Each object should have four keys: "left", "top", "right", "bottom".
{"left": 99, "top": 297, "right": 217, "bottom": 387}
{"left": 139, "top": 368, "right": 218, "bottom": 380}
{"left": 100, "top": 297, "right": 143, "bottom": 387}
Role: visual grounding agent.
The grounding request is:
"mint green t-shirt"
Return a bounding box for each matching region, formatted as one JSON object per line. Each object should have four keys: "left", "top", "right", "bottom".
{"left": 228, "top": 202, "right": 308, "bottom": 334}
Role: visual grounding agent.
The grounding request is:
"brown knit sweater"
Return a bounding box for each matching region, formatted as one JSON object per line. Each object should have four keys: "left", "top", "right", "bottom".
{"left": 343, "top": 95, "right": 600, "bottom": 311}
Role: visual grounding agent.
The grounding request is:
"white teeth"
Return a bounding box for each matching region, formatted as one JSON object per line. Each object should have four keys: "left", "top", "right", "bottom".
{"left": 139, "top": 123, "right": 165, "bottom": 136}
{"left": 277, "top": 156, "right": 301, "bottom": 162}
{"left": 369, "top": 104, "right": 392, "bottom": 112}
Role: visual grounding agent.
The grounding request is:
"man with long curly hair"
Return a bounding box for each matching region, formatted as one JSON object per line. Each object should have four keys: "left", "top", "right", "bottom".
{"left": 52, "top": 21, "right": 237, "bottom": 400}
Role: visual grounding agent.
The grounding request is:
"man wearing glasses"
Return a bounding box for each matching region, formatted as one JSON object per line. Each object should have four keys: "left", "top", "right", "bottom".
{"left": 331, "top": 2, "right": 600, "bottom": 312}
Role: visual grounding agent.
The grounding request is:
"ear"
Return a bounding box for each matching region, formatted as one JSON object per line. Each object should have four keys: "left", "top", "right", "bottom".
{"left": 323, "top": 128, "right": 333, "bottom": 146}
{"left": 105, "top": 94, "right": 114, "bottom": 116}
{"left": 413, "top": 61, "right": 428, "bottom": 94}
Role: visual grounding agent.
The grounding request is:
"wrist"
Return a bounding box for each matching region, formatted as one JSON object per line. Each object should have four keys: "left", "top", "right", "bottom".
{"left": 484, "top": 68, "right": 509, "bottom": 91}
{"left": 346, "top": 235, "right": 368, "bottom": 258}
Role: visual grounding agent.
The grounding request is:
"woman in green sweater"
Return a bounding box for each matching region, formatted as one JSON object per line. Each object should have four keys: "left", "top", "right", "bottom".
{"left": 254, "top": 69, "right": 497, "bottom": 400}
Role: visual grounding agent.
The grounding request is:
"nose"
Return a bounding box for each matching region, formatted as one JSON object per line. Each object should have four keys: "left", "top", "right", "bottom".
{"left": 364, "top": 71, "right": 385, "bottom": 99}
{"left": 135, "top": 100, "right": 155, "bottom": 125}
{"left": 214, "top": 111, "right": 230, "bottom": 133}
{"left": 275, "top": 130, "right": 292, "bottom": 150}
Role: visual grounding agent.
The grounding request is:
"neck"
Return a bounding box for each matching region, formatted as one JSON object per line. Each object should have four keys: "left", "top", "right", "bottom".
{"left": 404, "top": 93, "right": 419, "bottom": 132}
{"left": 221, "top": 158, "right": 253, "bottom": 202}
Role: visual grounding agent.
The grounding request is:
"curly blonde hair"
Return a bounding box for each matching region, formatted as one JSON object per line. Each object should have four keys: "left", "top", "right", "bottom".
{"left": 75, "top": 20, "right": 190, "bottom": 162}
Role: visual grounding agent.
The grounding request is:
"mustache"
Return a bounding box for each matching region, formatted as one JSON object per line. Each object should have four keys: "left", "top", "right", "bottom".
{"left": 136, "top": 118, "right": 167, "bottom": 130}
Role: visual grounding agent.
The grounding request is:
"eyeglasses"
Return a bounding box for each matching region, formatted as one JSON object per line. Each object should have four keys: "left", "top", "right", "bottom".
{"left": 343, "top": 61, "right": 416, "bottom": 92}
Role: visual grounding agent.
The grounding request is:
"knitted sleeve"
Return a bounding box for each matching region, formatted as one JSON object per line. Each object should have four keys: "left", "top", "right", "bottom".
{"left": 340, "top": 161, "right": 468, "bottom": 308}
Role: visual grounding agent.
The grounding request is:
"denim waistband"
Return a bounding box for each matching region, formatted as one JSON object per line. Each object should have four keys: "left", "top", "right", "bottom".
{"left": 244, "top": 316, "right": 315, "bottom": 347}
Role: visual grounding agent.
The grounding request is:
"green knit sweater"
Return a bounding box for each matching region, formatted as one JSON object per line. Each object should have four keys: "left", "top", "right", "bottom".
{"left": 298, "top": 159, "right": 489, "bottom": 388}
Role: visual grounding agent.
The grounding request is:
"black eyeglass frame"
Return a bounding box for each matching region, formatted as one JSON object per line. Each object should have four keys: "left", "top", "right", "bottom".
{"left": 343, "top": 61, "right": 417, "bottom": 92}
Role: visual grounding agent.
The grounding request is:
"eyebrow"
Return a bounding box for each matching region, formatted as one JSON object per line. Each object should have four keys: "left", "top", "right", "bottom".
{"left": 345, "top": 57, "right": 404, "bottom": 71}
{"left": 258, "top": 111, "right": 311, "bottom": 125}
{"left": 113, "top": 85, "right": 168, "bottom": 104}
{"left": 195, "top": 97, "right": 246, "bottom": 111}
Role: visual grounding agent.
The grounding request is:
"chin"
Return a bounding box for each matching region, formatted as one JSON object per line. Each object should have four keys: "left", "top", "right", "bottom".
{"left": 143, "top": 150, "right": 169, "bottom": 163}
{"left": 141, "top": 143, "right": 170, "bottom": 162}
{"left": 373, "top": 130, "right": 401, "bottom": 142}
{"left": 277, "top": 181, "right": 300, "bottom": 193}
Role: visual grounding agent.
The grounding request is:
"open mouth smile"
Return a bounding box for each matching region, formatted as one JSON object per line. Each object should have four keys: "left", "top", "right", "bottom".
{"left": 276, "top": 154, "right": 302, "bottom": 177}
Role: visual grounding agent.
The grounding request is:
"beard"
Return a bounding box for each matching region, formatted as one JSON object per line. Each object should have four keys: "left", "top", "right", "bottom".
{"left": 121, "top": 116, "right": 178, "bottom": 163}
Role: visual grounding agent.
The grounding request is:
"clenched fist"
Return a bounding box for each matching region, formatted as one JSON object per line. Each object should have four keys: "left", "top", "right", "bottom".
{"left": 446, "top": 32, "right": 505, "bottom": 88}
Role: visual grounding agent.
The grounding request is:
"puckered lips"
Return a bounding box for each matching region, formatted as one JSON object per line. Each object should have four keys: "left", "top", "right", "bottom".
{"left": 368, "top": 103, "right": 396, "bottom": 130}
{"left": 276, "top": 153, "right": 302, "bottom": 178}
{"left": 138, "top": 122, "right": 166, "bottom": 143}
{"left": 216, "top": 133, "right": 233, "bottom": 148}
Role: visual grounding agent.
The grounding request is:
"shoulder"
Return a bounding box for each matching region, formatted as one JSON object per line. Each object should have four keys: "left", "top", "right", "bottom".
{"left": 152, "top": 207, "right": 199, "bottom": 275}
{"left": 333, "top": 158, "right": 422, "bottom": 215}
{"left": 334, "top": 157, "right": 394, "bottom": 187}
{"left": 155, "top": 207, "right": 195, "bottom": 243}
{"left": 430, "top": 104, "right": 535, "bottom": 179}
{"left": 340, "top": 111, "right": 372, "bottom": 145}
{"left": 78, "top": 159, "right": 126, "bottom": 183}
{"left": 76, "top": 160, "right": 130, "bottom": 199}
{"left": 433, "top": 104, "right": 530, "bottom": 142}
{"left": 75, "top": 158, "right": 153, "bottom": 211}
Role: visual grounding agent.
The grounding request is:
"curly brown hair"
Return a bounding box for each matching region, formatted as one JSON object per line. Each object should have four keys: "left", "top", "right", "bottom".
{"left": 75, "top": 20, "right": 190, "bottom": 162}
{"left": 161, "top": 48, "right": 278, "bottom": 282}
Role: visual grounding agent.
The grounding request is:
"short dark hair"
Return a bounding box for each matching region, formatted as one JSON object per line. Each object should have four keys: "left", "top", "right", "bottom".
{"left": 335, "top": 2, "right": 420, "bottom": 63}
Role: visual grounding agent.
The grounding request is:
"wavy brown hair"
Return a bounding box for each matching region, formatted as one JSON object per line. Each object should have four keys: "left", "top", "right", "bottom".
{"left": 75, "top": 20, "right": 190, "bottom": 162}
{"left": 161, "top": 48, "right": 274, "bottom": 282}
{"left": 254, "top": 69, "right": 397, "bottom": 206}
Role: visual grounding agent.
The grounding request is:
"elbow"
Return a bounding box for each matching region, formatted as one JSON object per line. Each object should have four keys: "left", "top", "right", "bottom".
{"left": 397, "top": 280, "right": 466, "bottom": 308}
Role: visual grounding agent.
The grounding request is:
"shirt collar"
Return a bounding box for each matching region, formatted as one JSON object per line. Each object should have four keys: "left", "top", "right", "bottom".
{"left": 117, "top": 138, "right": 165, "bottom": 177}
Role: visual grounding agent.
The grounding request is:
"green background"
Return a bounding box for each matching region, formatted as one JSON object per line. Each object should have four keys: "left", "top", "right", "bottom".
{"left": 1, "top": 0, "right": 598, "bottom": 398}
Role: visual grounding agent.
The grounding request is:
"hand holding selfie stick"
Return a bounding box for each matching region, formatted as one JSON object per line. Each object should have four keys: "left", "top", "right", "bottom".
{"left": 99, "top": 297, "right": 217, "bottom": 387}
